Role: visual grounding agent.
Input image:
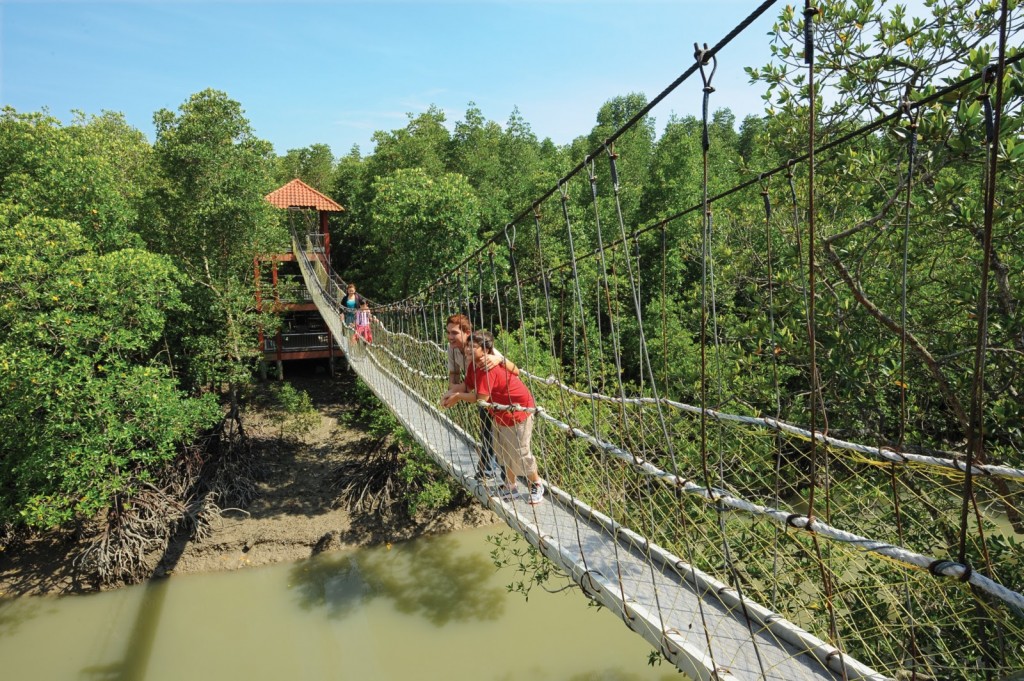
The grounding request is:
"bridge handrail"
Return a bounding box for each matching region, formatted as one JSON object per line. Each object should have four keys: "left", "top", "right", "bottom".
{"left": 369, "top": 311, "right": 1024, "bottom": 483}
{"left": 515, "top": 371, "right": 1024, "bottom": 483}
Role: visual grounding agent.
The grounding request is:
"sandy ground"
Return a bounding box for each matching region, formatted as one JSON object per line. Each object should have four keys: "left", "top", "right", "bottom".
{"left": 0, "top": 366, "right": 499, "bottom": 598}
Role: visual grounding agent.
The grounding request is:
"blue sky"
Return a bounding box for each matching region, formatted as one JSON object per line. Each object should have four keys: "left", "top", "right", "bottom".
{"left": 1, "top": 1, "right": 784, "bottom": 157}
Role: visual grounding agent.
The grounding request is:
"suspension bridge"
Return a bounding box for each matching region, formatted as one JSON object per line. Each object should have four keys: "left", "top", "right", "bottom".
{"left": 270, "top": 2, "right": 1023, "bottom": 679}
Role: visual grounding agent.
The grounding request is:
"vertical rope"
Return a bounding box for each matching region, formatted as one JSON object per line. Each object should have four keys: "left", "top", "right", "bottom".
{"left": 963, "top": 4, "right": 1010, "bottom": 674}
{"left": 604, "top": 141, "right": 692, "bottom": 648}
{"left": 660, "top": 222, "right": 670, "bottom": 397}
{"left": 504, "top": 215, "right": 604, "bottom": 603}
{"left": 587, "top": 158, "right": 632, "bottom": 456}
{"left": 894, "top": 89, "right": 923, "bottom": 679}
{"left": 696, "top": 42, "right": 716, "bottom": 497}
{"left": 761, "top": 177, "right": 785, "bottom": 609}
{"left": 801, "top": 5, "right": 846, "bottom": 675}
{"left": 960, "top": 32, "right": 1008, "bottom": 565}
{"left": 584, "top": 156, "right": 659, "bottom": 632}
{"left": 803, "top": 0, "right": 822, "bottom": 527}
{"left": 488, "top": 246, "right": 505, "bottom": 335}
{"left": 691, "top": 42, "right": 727, "bottom": 674}
{"left": 559, "top": 181, "right": 602, "bottom": 446}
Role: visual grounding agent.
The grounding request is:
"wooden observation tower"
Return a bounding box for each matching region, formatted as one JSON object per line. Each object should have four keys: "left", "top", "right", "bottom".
{"left": 258, "top": 179, "right": 344, "bottom": 379}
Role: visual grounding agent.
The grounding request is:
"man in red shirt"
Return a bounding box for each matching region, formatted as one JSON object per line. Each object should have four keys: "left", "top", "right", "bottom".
{"left": 441, "top": 331, "right": 544, "bottom": 504}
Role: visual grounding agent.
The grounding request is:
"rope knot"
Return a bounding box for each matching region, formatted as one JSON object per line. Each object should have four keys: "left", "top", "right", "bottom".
{"left": 621, "top": 603, "right": 638, "bottom": 630}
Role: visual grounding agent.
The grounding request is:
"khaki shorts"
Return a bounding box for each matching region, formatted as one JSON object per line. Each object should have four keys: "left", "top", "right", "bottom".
{"left": 493, "top": 414, "right": 536, "bottom": 479}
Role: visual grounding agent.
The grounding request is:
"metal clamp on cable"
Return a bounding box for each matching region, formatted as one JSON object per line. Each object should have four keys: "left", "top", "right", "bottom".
{"left": 760, "top": 173, "right": 772, "bottom": 221}
{"left": 929, "top": 559, "right": 974, "bottom": 583}
{"left": 588, "top": 159, "right": 599, "bottom": 200}
{"left": 694, "top": 42, "right": 718, "bottom": 153}
{"left": 979, "top": 64, "right": 999, "bottom": 144}
{"left": 694, "top": 42, "right": 717, "bottom": 92}
{"left": 604, "top": 141, "right": 620, "bottom": 193}
{"left": 786, "top": 159, "right": 798, "bottom": 206}
{"left": 803, "top": 2, "right": 819, "bottom": 65}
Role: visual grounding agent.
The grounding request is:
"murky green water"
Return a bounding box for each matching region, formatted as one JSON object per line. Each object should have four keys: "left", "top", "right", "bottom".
{"left": 0, "top": 525, "right": 683, "bottom": 680}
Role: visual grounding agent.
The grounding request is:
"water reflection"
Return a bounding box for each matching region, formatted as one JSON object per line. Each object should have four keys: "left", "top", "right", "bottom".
{"left": 0, "top": 594, "right": 52, "bottom": 639}
{"left": 0, "top": 526, "right": 683, "bottom": 681}
{"left": 290, "top": 533, "right": 505, "bottom": 625}
{"left": 78, "top": 577, "right": 170, "bottom": 681}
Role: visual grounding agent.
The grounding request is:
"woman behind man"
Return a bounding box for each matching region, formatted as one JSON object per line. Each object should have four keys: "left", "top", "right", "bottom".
{"left": 442, "top": 331, "right": 544, "bottom": 505}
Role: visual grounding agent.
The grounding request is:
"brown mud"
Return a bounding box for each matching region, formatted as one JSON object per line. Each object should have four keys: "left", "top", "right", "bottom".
{"left": 0, "top": 364, "right": 498, "bottom": 598}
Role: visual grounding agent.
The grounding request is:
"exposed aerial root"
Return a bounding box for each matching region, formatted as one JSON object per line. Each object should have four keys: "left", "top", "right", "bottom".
{"left": 332, "top": 436, "right": 402, "bottom": 517}
{"left": 75, "top": 409, "right": 261, "bottom": 586}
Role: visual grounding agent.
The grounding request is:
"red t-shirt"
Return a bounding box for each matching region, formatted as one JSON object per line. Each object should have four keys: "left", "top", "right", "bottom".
{"left": 466, "top": 362, "right": 535, "bottom": 427}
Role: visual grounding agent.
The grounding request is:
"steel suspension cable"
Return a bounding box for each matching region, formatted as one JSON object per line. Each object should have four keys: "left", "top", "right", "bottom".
{"left": 487, "top": 52, "right": 1024, "bottom": 303}
{"left": 379, "top": 0, "right": 782, "bottom": 310}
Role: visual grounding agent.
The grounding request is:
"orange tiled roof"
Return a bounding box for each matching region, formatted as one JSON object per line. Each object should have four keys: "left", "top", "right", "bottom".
{"left": 265, "top": 178, "right": 343, "bottom": 212}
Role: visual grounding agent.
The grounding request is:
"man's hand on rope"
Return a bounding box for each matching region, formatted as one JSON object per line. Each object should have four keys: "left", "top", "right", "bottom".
{"left": 440, "top": 388, "right": 466, "bottom": 409}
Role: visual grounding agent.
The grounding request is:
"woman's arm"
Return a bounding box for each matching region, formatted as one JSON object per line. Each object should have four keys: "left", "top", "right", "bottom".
{"left": 500, "top": 357, "right": 519, "bottom": 376}
{"left": 479, "top": 353, "right": 519, "bottom": 376}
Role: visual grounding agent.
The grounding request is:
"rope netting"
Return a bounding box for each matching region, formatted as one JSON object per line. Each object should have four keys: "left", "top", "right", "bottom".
{"left": 286, "top": 2, "right": 1023, "bottom": 678}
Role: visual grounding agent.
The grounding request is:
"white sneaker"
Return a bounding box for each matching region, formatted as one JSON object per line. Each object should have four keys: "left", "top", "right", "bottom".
{"left": 527, "top": 480, "right": 545, "bottom": 505}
